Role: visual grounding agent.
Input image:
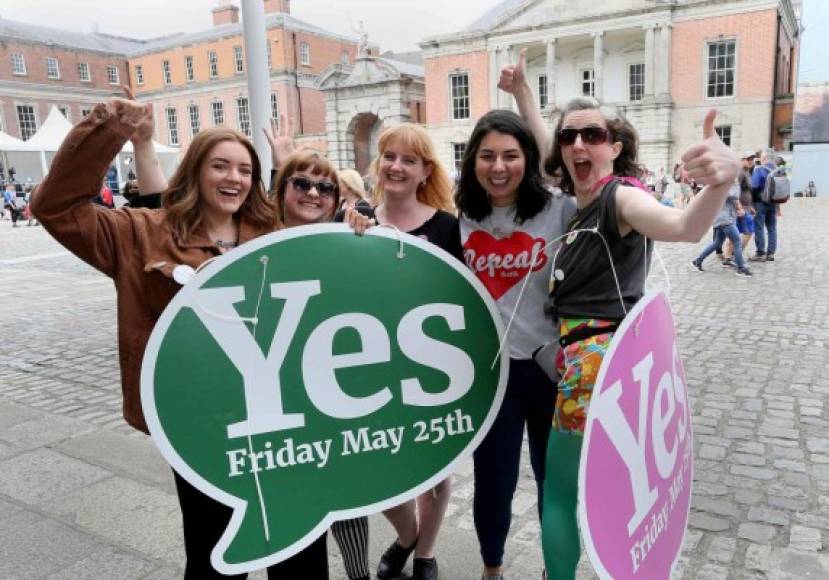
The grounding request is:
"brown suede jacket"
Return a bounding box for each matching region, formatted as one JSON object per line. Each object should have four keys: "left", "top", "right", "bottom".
{"left": 31, "top": 104, "right": 274, "bottom": 433}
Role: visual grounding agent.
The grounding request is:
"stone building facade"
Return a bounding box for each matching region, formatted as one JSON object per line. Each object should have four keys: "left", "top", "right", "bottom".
{"left": 420, "top": 0, "right": 800, "bottom": 174}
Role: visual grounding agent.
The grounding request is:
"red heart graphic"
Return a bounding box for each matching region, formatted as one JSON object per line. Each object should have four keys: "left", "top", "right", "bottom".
{"left": 463, "top": 230, "right": 548, "bottom": 300}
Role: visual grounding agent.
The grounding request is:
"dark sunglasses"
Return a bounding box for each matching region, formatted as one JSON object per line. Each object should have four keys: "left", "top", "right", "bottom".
{"left": 557, "top": 127, "right": 610, "bottom": 146}
{"left": 287, "top": 176, "right": 337, "bottom": 198}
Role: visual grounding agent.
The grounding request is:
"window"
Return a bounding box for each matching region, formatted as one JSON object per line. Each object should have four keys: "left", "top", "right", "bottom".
{"left": 341, "top": 51, "right": 350, "bottom": 65}
{"left": 270, "top": 92, "right": 279, "bottom": 121}
{"left": 107, "top": 65, "right": 119, "bottom": 85}
{"left": 580, "top": 68, "right": 595, "bottom": 97}
{"left": 165, "top": 106, "right": 179, "bottom": 146}
{"left": 188, "top": 104, "right": 200, "bottom": 136}
{"left": 16, "top": 105, "right": 37, "bottom": 140}
{"left": 46, "top": 57, "right": 60, "bottom": 79}
{"left": 299, "top": 42, "right": 310, "bottom": 66}
{"left": 185, "top": 56, "right": 194, "bottom": 82}
{"left": 449, "top": 72, "right": 470, "bottom": 121}
{"left": 58, "top": 106, "right": 71, "bottom": 121}
{"left": 452, "top": 143, "right": 466, "bottom": 172}
{"left": 211, "top": 100, "right": 224, "bottom": 126}
{"left": 208, "top": 50, "right": 219, "bottom": 78}
{"left": 236, "top": 96, "right": 251, "bottom": 136}
{"left": 629, "top": 63, "right": 645, "bottom": 102}
{"left": 81, "top": 107, "right": 92, "bottom": 118}
{"left": 715, "top": 125, "right": 732, "bottom": 147}
{"left": 234, "top": 46, "right": 244, "bottom": 74}
{"left": 538, "top": 75, "right": 548, "bottom": 109}
{"left": 267, "top": 43, "right": 272, "bottom": 69}
{"left": 162, "top": 60, "right": 172, "bottom": 85}
{"left": 135, "top": 65, "right": 144, "bottom": 86}
{"left": 11, "top": 53, "right": 26, "bottom": 75}
{"left": 77, "top": 62, "right": 91, "bottom": 82}
{"left": 706, "top": 40, "right": 736, "bottom": 98}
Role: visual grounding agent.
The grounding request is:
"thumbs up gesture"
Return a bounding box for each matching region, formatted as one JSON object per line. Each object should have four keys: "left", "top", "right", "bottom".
{"left": 498, "top": 48, "right": 529, "bottom": 96}
{"left": 680, "top": 110, "right": 740, "bottom": 189}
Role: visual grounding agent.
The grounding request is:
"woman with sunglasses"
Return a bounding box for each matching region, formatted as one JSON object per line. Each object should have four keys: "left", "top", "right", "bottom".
{"left": 454, "top": 109, "right": 575, "bottom": 580}
{"left": 501, "top": 51, "right": 739, "bottom": 579}
{"left": 366, "top": 123, "right": 460, "bottom": 580}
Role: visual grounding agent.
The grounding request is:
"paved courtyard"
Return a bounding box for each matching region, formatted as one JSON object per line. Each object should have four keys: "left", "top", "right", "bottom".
{"left": 0, "top": 198, "right": 827, "bottom": 579}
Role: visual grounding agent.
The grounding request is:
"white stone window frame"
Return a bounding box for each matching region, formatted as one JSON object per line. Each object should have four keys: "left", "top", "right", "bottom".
{"left": 15, "top": 102, "right": 39, "bottom": 141}
{"left": 452, "top": 142, "right": 466, "bottom": 171}
{"left": 107, "top": 65, "right": 120, "bottom": 86}
{"left": 234, "top": 46, "right": 245, "bottom": 74}
{"left": 185, "top": 56, "right": 195, "bottom": 83}
{"left": 211, "top": 99, "right": 225, "bottom": 126}
{"left": 299, "top": 42, "right": 311, "bottom": 66}
{"left": 715, "top": 124, "right": 733, "bottom": 147}
{"left": 341, "top": 50, "right": 350, "bottom": 65}
{"left": 57, "top": 105, "right": 71, "bottom": 123}
{"left": 208, "top": 50, "right": 219, "bottom": 79}
{"left": 11, "top": 53, "right": 27, "bottom": 76}
{"left": 537, "top": 74, "right": 548, "bottom": 110}
{"left": 267, "top": 43, "right": 273, "bottom": 70}
{"left": 77, "top": 62, "right": 91, "bottom": 82}
{"left": 81, "top": 107, "right": 93, "bottom": 119}
{"left": 236, "top": 96, "right": 251, "bottom": 136}
{"left": 135, "top": 64, "right": 145, "bottom": 86}
{"left": 46, "top": 57, "right": 61, "bottom": 80}
{"left": 448, "top": 71, "right": 471, "bottom": 122}
{"left": 165, "top": 105, "right": 179, "bottom": 146}
{"left": 162, "top": 60, "right": 172, "bottom": 86}
{"left": 627, "top": 62, "right": 645, "bottom": 102}
{"left": 578, "top": 66, "right": 595, "bottom": 98}
{"left": 704, "top": 37, "right": 738, "bottom": 100}
{"left": 188, "top": 103, "right": 200, "bottom": 137}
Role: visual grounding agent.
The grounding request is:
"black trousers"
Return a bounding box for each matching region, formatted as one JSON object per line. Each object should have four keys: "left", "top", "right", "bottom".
{"left": 173, "top": 470, "right": 329, "bottom": 579}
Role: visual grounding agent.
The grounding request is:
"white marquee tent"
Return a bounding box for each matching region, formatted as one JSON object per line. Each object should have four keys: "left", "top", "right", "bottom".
{"left": 0, "top": 106, "right": 181, "bottom": 186}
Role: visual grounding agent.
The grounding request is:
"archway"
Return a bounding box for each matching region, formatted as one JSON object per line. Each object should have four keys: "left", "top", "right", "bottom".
{"left": 349, "top": 113, "right": 382, "bottom": 175}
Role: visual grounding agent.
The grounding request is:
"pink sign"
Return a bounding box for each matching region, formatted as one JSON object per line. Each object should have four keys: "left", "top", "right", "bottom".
{"left": 579, "top": 291, "right": 693, "bottom": 580}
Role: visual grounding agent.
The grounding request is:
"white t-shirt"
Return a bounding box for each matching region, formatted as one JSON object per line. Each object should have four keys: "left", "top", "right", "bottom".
{"left": 460, "top": 194, "right": 576, "bottom": 359}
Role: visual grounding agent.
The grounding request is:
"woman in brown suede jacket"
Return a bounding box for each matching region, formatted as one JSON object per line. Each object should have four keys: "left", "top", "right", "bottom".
{"left": 31, "top": 99, "right": 291, "bottom": 579}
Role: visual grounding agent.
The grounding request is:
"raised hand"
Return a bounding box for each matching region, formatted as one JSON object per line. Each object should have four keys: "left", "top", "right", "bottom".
{"left": 498, "top": 47, "right": 529, "bottom": 96}
{"left": 263, "top": 114, "right": 296, "bottom": 170}
{"left": 680, "top": 110, "right": 739, "bottom": 190}
{"left": 121, "top": 86, "right": 154, "bottom": 143}
{"left": 343, "top": 206, "right": 375, "bottom": 236}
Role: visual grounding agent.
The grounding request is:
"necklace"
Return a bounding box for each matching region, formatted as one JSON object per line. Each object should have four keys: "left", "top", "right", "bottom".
{"left": 213, "top": 239, "right": 238, "bottom": 249}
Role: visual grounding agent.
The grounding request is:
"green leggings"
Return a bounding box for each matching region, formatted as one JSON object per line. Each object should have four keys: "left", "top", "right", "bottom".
{"left": 541, "top": 430, "right": 583, "bottom": 580}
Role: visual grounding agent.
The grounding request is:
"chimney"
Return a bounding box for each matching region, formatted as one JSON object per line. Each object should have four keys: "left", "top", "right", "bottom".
{"left": 263, "top": 0, "right": 291, "bottom": 14}
{"left": 212, "top": 3, "right": 240, "bottom": 26}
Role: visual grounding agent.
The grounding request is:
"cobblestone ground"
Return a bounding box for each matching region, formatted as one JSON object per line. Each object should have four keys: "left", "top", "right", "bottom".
{"left": 1, "top": 198, "right": 827, "bottom": 579}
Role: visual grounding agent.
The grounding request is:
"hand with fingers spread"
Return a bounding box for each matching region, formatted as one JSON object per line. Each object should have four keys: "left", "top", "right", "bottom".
{"left": 680, "top": 110, "right": 740, "bottom": 191}
{"left": 498, "top": 47, "right": 530, "bottom": 96}
{"left": 122, "top": 86, "right": 155, "bottom": 144}
{"left": 343, "top": 206, "right": 375, "bottom": 236}
{"left": 263, "top": 114, "right": 296, "bottom": 171}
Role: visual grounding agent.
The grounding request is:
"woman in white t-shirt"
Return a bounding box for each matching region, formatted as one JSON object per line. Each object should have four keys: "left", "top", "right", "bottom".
{"left": 455, "top": 109, "right": 575, "bottom": 580}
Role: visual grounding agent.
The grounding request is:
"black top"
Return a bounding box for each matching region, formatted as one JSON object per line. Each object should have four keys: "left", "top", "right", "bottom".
{"left": 405, "top": 209, "right": 463, "bottom": 263}
{"left": 546, "top": 179, "right": 652, "bottom": 322}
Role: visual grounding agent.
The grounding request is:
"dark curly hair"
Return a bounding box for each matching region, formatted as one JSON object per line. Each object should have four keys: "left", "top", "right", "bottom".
{"left": 455, "top": 109, "right": 551, "bottom": 223}
{"left": 544, "top": 97, "right": 643, "bottom": 195}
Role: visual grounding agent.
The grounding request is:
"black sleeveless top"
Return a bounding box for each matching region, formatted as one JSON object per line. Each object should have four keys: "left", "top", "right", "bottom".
{"left": 546, "top": 179, "right": 652, "bottom": 322}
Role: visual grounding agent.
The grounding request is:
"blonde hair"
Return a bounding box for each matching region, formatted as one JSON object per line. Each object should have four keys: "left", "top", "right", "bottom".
{"left": 337, "top": 169, "right": 367, "bottom": 200}
{"left": 371, "top": 124, "right": 455, "bottom": 213}
{"left": 162, "top": 128, "right": 277, "bottom": 241}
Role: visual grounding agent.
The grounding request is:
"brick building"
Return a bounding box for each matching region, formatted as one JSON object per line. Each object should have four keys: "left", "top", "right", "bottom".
{"left": 420, "top": 0, "right": 801, "bottom": 174}
{"left": 0, "top": 0, "right": 365, "bottom": 154}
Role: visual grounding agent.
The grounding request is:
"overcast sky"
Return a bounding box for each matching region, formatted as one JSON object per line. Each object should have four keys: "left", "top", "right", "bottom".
{"left": 799, "top": 0, "right": 829, "bottom": 84}
{"left": 0, "top": 0, "right": 503, "bottom": 53}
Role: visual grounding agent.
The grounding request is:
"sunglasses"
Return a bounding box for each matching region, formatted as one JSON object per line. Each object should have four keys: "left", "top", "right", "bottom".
{"left": 557, "top": 127, "right": 610, "bottom": 146}
{"left": 287, "top": 176, "right": 337, "bottom": 198}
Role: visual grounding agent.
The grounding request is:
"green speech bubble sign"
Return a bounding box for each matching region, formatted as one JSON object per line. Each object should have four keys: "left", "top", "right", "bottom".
{"left": 141, "top": 224, "right": 508, "bottom": 574}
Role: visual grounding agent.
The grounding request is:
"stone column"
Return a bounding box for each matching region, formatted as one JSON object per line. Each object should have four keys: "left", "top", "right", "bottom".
{"left": 592, "top": 32, "right": 604, "bottom": 101}
{"left": 545, "top": 38, "right": 556, "bottom": 110}
{"left": 500, "top": 45, "right": 513, "bottom": 109}
{"left": 657, "top": 24, "right": 672, "bottom": 97}
{"left": 644, "top": 24, "right": 656, "bottom": 98}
